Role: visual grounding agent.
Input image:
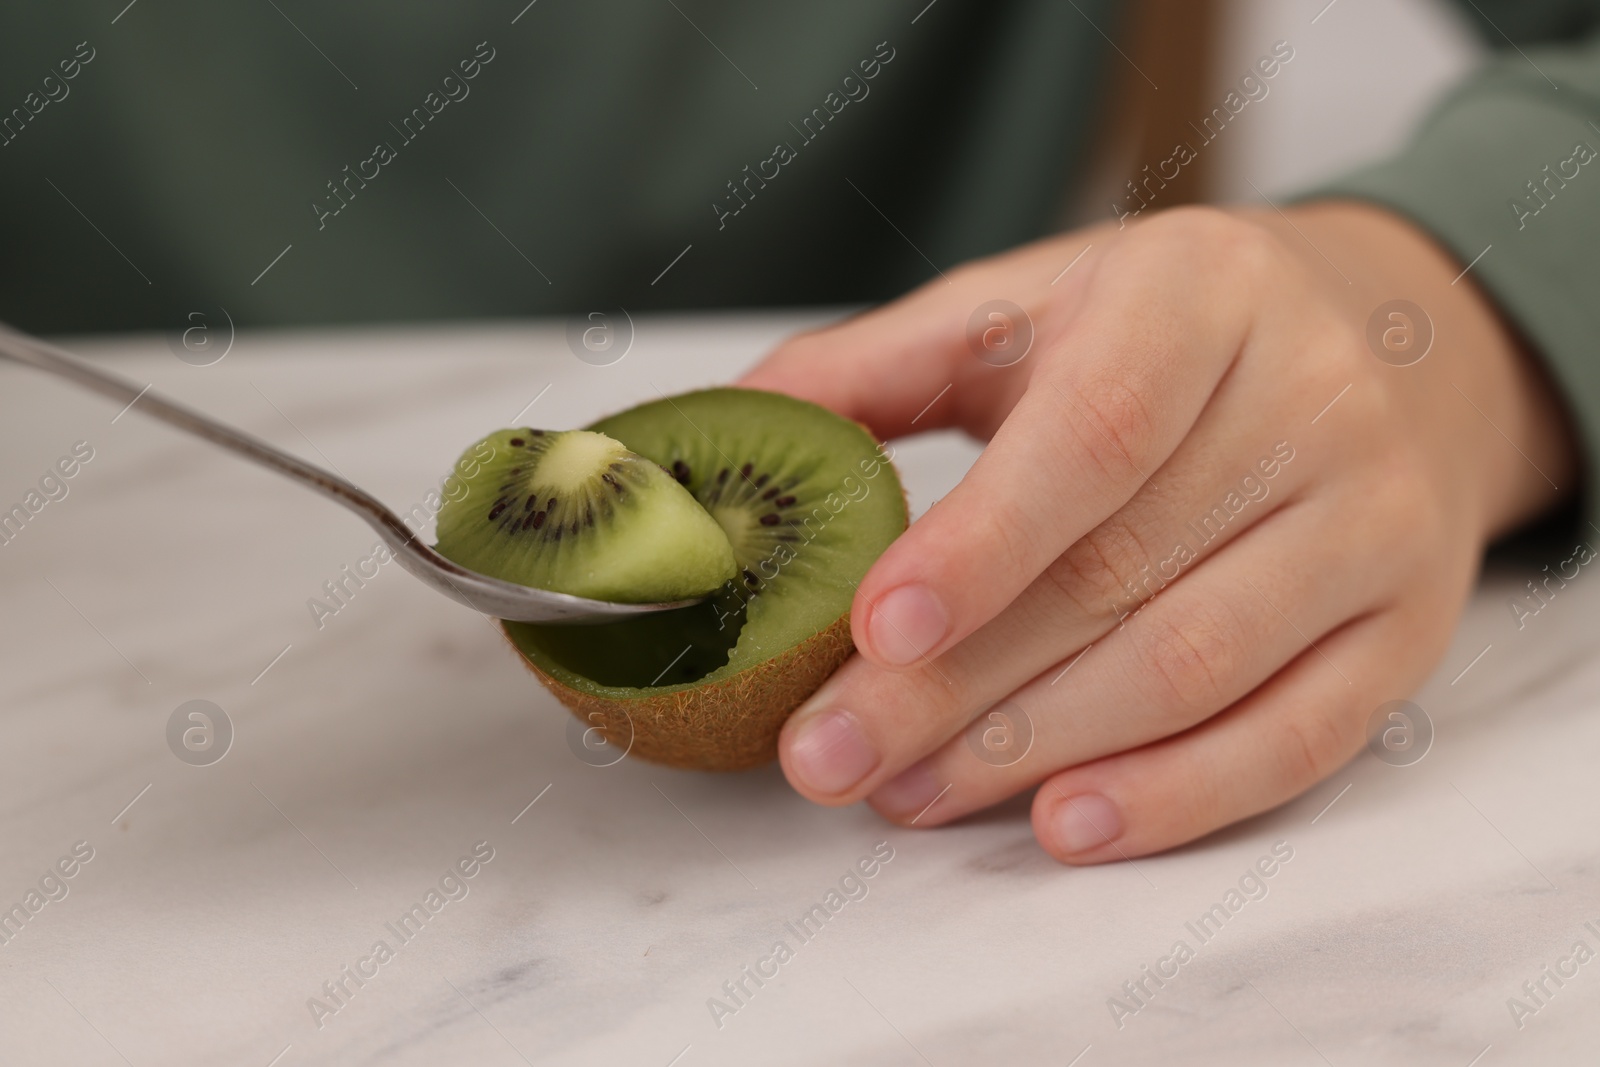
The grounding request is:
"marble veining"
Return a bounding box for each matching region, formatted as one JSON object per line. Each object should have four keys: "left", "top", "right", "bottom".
{"left": 0, "top": 315, "right": 1597, "bottom": 1065}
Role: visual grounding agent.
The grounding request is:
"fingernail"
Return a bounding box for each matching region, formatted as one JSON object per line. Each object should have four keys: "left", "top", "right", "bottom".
{"left": 1051, "top": 793, "right": 1122, "bottom": 855}
{"left": 869, "top": 761, "right": 942, "bottom": 821}
{"left": 868, "top": 584, "right": 949, "bottom": 667}
{"left": 786, "top": 710, "right": 879, "bottom": 797}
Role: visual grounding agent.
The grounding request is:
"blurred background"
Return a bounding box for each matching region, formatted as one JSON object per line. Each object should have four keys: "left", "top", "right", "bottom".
{"left": 0, "top": 0, "right": 1491, "bottom": 336}
{"left": 1085, "top": 0, "right": 1481, "bottom": 212}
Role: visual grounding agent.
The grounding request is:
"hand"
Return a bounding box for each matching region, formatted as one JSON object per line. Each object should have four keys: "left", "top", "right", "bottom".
{"left": 739, "top": 203, "right": 1577, "bottom": 863}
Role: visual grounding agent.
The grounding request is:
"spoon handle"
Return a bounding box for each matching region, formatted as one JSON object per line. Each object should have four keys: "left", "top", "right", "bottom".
{"left": 0, "top": 324, "right": 693, "bottom": 622}
{"left": 0, "top": 323, "right": 419, "bottom": 545}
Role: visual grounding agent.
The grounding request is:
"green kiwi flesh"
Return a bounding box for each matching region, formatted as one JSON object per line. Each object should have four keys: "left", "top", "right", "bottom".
{"left": 504, "top": 388, "right": 906, "bottom": 702}
{"left": 434, "top": 428, "right": 737, "bottom": 603}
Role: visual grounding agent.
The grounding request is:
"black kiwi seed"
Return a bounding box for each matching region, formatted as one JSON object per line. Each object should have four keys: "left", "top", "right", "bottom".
{"left": 509, "top": 438, "right": 525, "bottom": 447}
{"left": 530, "top": 429, "right": 545, "bottom": 436}
{"left": 532, "top": 510, "right": 546, "bottom": 529}
{"left": 740, "top": 462, "right": 753, "bottom": 479}
{"left": 760, "top": 514, "right": 780, "bottom": 526}
{"left": 672, "top": 459, "right": 691, "bottom": 483}
{"left": 524, "top": 496, "right": 539, "bottom": 512}
{"left": 716, "top": 468, "right": 730, "bottom": 485}
{"left": 754, "top": 473, "right": 770, "bottom": 488}
{"left": 488, "top": 502, "right": 508, "bottom": 520}
{"left": 761, "top": 487, "right": 779, "bottom": 500}
{"left": 775, "top": 495, "right": 797, "bottom": 508}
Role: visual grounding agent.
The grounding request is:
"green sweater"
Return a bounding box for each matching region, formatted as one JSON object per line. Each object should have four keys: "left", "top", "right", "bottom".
{"left": 1314, "top": 3, "right": 1600, "bottom": 520}
{"left": 2, "top": 1, "right": 1598, "bottom": 489}
{"left": 0, "top": 1, "right": 1118, "bottom": 331}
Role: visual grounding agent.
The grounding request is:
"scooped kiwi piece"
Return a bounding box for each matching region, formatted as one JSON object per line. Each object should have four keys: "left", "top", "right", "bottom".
{"left": 502, "top": 388, "right": 907, "bottom": 771}
{"left": 434, "top": 428, "right": 737, "bottom": 603}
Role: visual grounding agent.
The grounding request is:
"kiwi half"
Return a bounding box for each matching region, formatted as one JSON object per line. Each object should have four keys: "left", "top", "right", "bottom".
{"left": 444, "top": 388, "right": 906, "bottom": 771}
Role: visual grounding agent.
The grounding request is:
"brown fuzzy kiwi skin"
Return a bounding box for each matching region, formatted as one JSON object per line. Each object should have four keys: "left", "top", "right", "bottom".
{"left": 500, "top": 615, "right": 856, "bottom": 771}
{"left": 498, "top": 404, "right": 908, "bottom": 773}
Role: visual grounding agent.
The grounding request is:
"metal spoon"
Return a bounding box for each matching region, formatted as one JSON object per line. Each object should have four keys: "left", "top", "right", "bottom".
{"left": 0, "top": 324, "right": 704, "bottom": 623}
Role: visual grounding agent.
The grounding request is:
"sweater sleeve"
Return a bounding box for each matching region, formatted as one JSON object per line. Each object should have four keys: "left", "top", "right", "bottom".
{"left": 1308, "top": 28, "right": 1600, "bottom": 518}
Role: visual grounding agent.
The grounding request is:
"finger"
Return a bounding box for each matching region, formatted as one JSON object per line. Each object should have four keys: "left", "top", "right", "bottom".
{"left": 864, "top": 492, "right": 1392, "bottom": 824}
{"left": 737, "top": 236, "right": 1101, "bottom": 439}
{"left": 852, "top": 210, "right": 1278, "bottom": 671}
{"left": 1026, "top": 609, "right": 1441, "bottom": 863}
{"left": 779, "top": 362, "right": 1317, "bottom": 805}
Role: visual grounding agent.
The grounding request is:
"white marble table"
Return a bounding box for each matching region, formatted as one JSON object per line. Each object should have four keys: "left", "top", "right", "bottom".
{"left": 1, "top": 313, "right": 1597, "bottom": 1066}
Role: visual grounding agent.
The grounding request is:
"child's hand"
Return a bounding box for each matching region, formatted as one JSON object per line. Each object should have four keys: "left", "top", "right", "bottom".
{"left": 739, "top": 203, "right": 1576, "bottom": 863}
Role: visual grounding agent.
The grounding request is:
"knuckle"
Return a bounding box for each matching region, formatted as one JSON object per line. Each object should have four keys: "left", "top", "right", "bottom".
{"left": 1364, "top": 446, "right": 1448, "bottom": 561}
{"left": 983, "top": 501, "right": 1046, "bottom": 581}
{"left": 1132, "top": 600, "right": 1245, "bottom": 719}
{"left": 1325, "top": 319, "right": 1369, "bottom": 368}
{"left": 1069, "top": 374, "right": 1158, "bottom": 483}
{"left": 1149, "top": 206, "right": 1285, "bottom": 284}
{"left": 1180, "top": 759, "right": 1228, "bottom": 830}
{"left": 1313, "top": 320, "right": 1380, "bottom": 395}
{"left": 1044, "top": 516, "right": 1151, "bottom": 616}
{"left": 835, "top": 657, "right": 971, "bottom": 751}
{"left": 902, "top": 667, "right": 968, "bottom": 727}
{"left": 1276, "top": 704, "right": 1357, "bottom": 784}
{"left": 1221, "top": 220, "right": 1286, "bottom": 283}
{"left": 1143, "top": 204, "right": 1236, "bottom": 243}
